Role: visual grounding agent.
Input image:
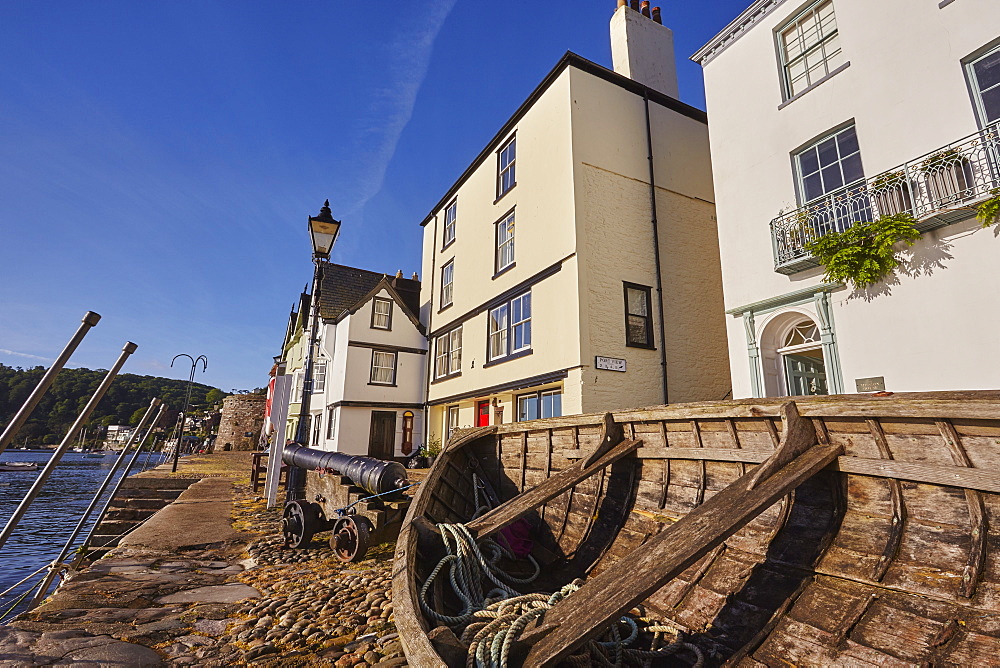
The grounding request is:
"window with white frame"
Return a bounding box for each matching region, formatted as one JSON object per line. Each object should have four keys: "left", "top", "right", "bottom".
{"left": 443, "top": 201, "right": 457, "bottom": 247}
{"left": 517, "top": 389, "right": 562, "bottom": 422}
{"left": 488, "top": 292, "right": 530, "bottom": 362}
{"left": 796, "top": 125, "right": 864, "bottom": 202}
{"left": 372, "top": 297, "right": 392, "bottom": 330}
{"left": 969, "top": 45, "right": 1000, "bottom": 126}
{"left": 434, "top": 326, "right": 462, "bottom": 379}
{"left": 498, "top": 136, "right": 516, "bottom": 197}
{"left": 312, "top": 414, "right": 322, "bottom": 446}
{"left": 294, "top": 372, "right": 304, "bottom": 401}
{"left": 495, "top": 211, "right": 515, "bottom": 273}
{"left": 778, "top": 0, "right": 844, "bottom": 99}
{"left": 313, "top": 361, "right": 327, "bottom": 393}
{"left": 370, "top": 350, "right": 397, "bottom": 385}
{"left": 447, "top": 405, "right": 460, "bottom": 441}
{"left": 441, "top": 260, "right": 454, "bottom": 308}
{"left": 326, "top": 411, "right": 336, "bottom": 440}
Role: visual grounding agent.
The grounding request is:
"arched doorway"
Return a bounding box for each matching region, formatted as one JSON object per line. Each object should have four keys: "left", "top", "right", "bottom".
{"left": 760, "top": 313, "right": 829, "bottom": 397}
{"left": 777, "top": 320, "right": 828, "bottom": 396}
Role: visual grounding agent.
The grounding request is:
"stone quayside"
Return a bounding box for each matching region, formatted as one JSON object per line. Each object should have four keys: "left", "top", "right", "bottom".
{"left": 0, "top": 452, "right": 408, "bottom": 667}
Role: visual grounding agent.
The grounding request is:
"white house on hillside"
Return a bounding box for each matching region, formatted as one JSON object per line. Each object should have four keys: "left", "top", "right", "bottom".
{"left": 694, "top": 0, "right": 1000, "bottom": 397}
{"left": 420, "top": 2, "right": 731, "bottom": 444}
{"left": 280, "top": 264, "right": 426, "bottom": 459}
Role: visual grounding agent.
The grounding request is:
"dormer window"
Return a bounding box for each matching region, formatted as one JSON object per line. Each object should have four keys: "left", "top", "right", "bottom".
{"left": 372, "top": 297, "right": 392, "bottom": 330}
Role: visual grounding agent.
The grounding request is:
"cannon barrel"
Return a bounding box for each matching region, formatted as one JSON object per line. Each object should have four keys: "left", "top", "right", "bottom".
{"left": 281, "top": 443, "right": 408, "bottom": 497}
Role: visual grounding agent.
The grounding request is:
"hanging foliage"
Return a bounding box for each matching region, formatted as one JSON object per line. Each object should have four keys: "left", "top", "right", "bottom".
{"left": 976, "top": 187, "right": 1000, "bottom": 228}
{"left": 805, "top": 213, "right": 921, "bottom": 290}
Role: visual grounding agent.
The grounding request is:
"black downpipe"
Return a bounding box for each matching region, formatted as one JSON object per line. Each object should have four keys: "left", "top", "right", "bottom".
{"left": 644, "top": 91, "right": 670, "bottom": 405}
{"left": 423, "top": 213, "right": 439, "bottom": 454}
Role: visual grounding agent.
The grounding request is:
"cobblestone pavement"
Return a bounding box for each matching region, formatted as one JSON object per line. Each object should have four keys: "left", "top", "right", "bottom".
{"left": 0, "top": 455, "right": 409, "bottom": 667}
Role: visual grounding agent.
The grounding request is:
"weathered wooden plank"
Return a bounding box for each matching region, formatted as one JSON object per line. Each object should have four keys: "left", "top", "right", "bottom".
{"left": 833, "top": 457, "right": 1000, "bottom": 494}
{"left": 691, "top": 420, "right": 707, "bottom": 505}
{"left": 748, "top": 402, "right": 817, "bottom": 490}
{"left": 867, "top": 419, "right": 906, "bottom": 583}
{"left": 464, "top": 439, "right": 641, "bottom": 540}
{"left": 937, "top": 419, "right": 988, "bottom": 599}
{"left": 519, "top": 442, "right": 843, "bottom": 666}
{"left": 393, "top": 516, "right": 446, "bottom": 668}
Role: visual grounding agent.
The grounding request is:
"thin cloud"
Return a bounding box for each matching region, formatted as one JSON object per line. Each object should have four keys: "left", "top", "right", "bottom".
{"left": 0, "top": 348, "right": 52, "bottom": 362}
{"left": 345, "top": 0, "right": 458, "bottom": 215}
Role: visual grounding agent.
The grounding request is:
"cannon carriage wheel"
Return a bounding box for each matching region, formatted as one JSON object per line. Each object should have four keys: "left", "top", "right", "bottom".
{"left": 330, "top": 515, "right": 372, "bottom": 562}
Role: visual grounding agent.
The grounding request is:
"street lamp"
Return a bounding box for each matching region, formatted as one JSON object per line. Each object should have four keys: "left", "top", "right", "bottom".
{"left": 170, "top": 354, "right": 207, "bottom": 473}
{"left": 287, "top": 200, "right": 341, "bottom": 502}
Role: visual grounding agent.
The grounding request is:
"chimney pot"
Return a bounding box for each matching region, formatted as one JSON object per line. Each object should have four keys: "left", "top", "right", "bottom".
{"left": 617, "top": 0, "right": 627, "bottom": 7}
{"left": 652, "top": 6, "right": 662, "bottom": 23}
{"left": 630, "top": 0, "right": 639, "bottom": 10}
{"left": 640, "top": 1, "right": 651, "bottom": 18}
{"left": 412, "top": 272, "right": 419, "bottom": 280}
{"left": 395, "top": 269, "right": 403, "bottom": 278}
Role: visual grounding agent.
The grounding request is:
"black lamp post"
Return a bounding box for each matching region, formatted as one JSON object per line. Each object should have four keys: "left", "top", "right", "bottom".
{"left": 286, "top": 200, "right": 341, "bottom": 502}
{"left": 170, "top": 354, "right": 207, "bottom": 473}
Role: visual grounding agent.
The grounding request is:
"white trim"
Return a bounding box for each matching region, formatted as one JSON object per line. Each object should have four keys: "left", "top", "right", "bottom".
{"left": 692, "top": 0, "right": 788, "bottom": 66}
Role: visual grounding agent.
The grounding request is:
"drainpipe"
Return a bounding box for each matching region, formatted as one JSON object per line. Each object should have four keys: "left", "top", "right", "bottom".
{"left": 644, "top": 90, "right": 670, "bottom": 405}
{"left": 423, "top": 213, "right": 439, "bottom": 452}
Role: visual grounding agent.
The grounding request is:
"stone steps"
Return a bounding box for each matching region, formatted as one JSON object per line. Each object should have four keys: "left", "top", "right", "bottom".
{"left": 83, "top": 477, "right": 197, "bottom": 558}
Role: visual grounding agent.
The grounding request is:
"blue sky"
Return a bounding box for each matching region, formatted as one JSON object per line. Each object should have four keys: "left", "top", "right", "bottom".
{"left": 0, "top": 1, "right": 747, "bottom": 392}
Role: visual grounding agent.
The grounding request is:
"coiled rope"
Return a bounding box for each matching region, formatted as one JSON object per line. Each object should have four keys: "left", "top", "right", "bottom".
{"left": 419, "top": 473, "right": 703, "bottom": 667}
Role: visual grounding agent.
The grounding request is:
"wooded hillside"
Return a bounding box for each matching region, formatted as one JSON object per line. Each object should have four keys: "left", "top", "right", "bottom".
{"left": 0, "top": 364, "right": 226, "bottom": 445}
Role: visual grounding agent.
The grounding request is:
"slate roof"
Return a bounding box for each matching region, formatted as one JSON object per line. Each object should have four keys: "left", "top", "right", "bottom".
{"left": 316, "top": 262, "right": 421, "bottom": 326}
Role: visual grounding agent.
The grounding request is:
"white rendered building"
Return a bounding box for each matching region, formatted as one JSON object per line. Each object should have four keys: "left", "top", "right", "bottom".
{"left": 420, "top": 3, "right": 731, "bottom": 444}
{"left": 280, "top": 264, "right": 426, "bottom": 459}
{"left": 694, "top": 0, "right": 1000, "bottom": 397}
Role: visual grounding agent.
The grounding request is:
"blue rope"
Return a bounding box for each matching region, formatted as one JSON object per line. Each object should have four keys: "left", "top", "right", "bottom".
{"left": 335, "top": 481, "right": 420, "bottom": 516}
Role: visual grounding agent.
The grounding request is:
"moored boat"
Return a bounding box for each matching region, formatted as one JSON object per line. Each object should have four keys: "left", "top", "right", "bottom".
{"left": 393, "top": 391, "right": 1000, "bottom": 666}
{"left": 0, "top": 462, "right": 40, "bottom": 472}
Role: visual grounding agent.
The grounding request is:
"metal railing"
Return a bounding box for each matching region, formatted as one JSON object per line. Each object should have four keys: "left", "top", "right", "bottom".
{"left": 771, "top": 122, "right": 1000, "bottom": 274}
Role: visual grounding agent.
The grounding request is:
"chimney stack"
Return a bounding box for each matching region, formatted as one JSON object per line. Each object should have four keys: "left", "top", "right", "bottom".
{"left": 412, "top": 272, "right": 419, "bottom": 280}
{"left": 617, "top": 0, "right": 626, "bottom": 7}
{"left": 610, "top": 0, "right": 679, "bottom": 97}
{"left": 395, "top": 269, "right": 403, "bottom": 278}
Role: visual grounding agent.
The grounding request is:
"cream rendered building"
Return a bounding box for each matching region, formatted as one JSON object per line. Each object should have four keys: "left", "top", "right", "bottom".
{"left": 694, "top": 0, "right": 1000, "bottom": 398}
{"left": 420, "top": 4, "right": 730, "bottom": 444}
{"left": 280, "top": 264, "right": 426, "bottom": 459}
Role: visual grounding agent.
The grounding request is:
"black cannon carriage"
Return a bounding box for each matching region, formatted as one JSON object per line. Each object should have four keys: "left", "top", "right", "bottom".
{"left": 280, "top": 443, "right": 412, "bottom": 562}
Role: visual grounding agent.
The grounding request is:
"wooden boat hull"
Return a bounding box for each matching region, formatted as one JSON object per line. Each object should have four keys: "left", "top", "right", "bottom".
{"left": 393, "top": 392, "right": 1000, "bottom": 666}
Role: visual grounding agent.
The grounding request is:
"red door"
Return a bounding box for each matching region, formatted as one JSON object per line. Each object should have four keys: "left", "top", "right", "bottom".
{"left": 477, "top": 401, "right": 490, "bottom": 427}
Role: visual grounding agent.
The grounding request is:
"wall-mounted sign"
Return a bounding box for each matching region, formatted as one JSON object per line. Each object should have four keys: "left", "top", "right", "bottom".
{"left": 856, "top": 376, "right": 886, "bottom": 392}
{"left": 596, "top": 356, "right": 626, "bottom": 372}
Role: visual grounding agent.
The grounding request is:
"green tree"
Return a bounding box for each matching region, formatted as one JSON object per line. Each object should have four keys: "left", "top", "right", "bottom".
{"left": 206, "top": 388, "right": 226, "bottom": 404}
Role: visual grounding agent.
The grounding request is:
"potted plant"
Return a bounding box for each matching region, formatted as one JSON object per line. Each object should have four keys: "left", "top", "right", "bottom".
{"left": 920, "top": 148, "right": 971, "bottom": 205}
{"left": 870, "top": 170, "right": 912, "bottom": 217}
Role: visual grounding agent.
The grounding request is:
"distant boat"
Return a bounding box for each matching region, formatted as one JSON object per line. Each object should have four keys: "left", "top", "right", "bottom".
{"left": 82, "top": 451, "right": 106, "bottom": 459}
{"left": 0, "top": 462, "right": 39, "bottom": 472}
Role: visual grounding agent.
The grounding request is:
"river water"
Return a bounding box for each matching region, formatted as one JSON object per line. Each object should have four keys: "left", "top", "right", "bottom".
{"left": 0, "top": 449, "right": 167, "bottom": 621}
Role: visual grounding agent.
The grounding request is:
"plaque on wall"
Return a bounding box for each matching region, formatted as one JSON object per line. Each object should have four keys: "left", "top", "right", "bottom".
{"left": 856, "top": 376, "right": 886, "bottom": 392}
{"left": 596, "top": 356, "right": 627, "bottom": 372}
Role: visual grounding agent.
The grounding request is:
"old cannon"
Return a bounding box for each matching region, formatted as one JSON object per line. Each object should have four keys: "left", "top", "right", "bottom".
{"left": 280, "top": 444, "right": 411, "bottom": 561}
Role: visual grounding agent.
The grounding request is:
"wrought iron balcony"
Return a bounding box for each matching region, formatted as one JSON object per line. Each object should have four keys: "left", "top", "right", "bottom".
{"left": 771, "top": 122, "right": 1000, "bottom": 274}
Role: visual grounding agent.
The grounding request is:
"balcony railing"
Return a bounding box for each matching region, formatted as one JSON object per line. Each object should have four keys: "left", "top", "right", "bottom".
{"left": 771, "top": 122, "right": 1000, "bottom": 274}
